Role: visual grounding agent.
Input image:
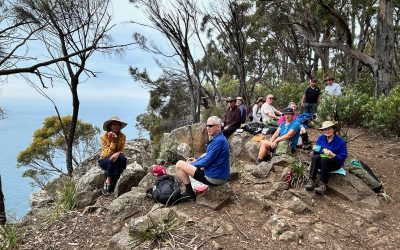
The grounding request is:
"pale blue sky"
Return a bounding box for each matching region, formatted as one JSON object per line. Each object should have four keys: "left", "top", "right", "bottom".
{"left": 0, "top": 0, "right": 165, "bottom": 106}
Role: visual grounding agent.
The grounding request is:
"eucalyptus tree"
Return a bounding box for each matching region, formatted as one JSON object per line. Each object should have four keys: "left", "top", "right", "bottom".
{"left": 202, "top": 0, "right": 253, "bottom": 101}
{"left": 14, "top": 0, "right": 124, "bottom": 175}
{"left": 130, "top": 0, "right": 213, "bottom": 123}
{"left": 280, "top": 0, "right": 397, "bottom": 95}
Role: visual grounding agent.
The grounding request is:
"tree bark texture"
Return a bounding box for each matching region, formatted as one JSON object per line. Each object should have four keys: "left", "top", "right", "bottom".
{"left": 0, "top": 175, "right": 6, "bottom": 225}
{"left": 374, "top": 0, "right": 395, "bottom": 96}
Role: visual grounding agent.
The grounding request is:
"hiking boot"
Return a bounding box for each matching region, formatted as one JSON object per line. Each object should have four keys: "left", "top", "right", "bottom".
{"left": 302, "top": 144, "right": 312, "bottom": 150}
{"left": 102, "top": 182, "right": 111, "bottom": 195}
{"left": 181, "top": 190, "right": 196, "bottom": 201}
{"left": 314, "top": 183, "right": 327, "bottom": 195}
{"left": 305, "top": 179, "right": 315, "bottom": 191}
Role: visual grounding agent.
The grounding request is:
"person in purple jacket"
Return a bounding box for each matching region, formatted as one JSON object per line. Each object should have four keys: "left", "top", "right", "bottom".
{"left": 175, "top": 116, "right": 230, "bottom": 201}
{"left": 305, "top": 121, "right": 347, "bottom": 194}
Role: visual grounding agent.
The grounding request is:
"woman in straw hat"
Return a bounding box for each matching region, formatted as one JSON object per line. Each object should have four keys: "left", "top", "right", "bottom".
{"left": 305, "top": 121, "right": 347, "bottom": 194}
{"left": 98, "top": 116, "right": 128, "bottom": 195}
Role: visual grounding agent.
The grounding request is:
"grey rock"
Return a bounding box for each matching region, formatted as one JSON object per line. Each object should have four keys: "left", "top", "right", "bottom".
{"left": 114, "top": 162, "right": 146, "bottom": 197}
{"left": 308, "top": 232, "right": 326, "bottom": 244}
{"left": 107, "top": 226, "right": 132, "bottom": 250}
{"left": 73, "top": 153, "right": 100, "bottom": 181}
{"left": 74, "top": 166, "right": 105, "bottom": 209}
{"left": 264, "top": 189, "right": 278, "bottom": 200}
{"left": 137, "top": 174, "right": 157, "bottom": 189}
{"left": 252, "top": 161, "right": 273, "bottom": 178}
{"left": 285, "top": 197, "right": 311, "bottom": 214}
{"left": 243, "top": 191, "right": 273, "bottom": 211}
{"left": 271, "top": 155, "right": 294, "bottom": 168}
{"left": 196, "top": 184, "right": 233, "bottom": 210}
{"left": 176, "top": 143, "right": 192, "bottom": 159}
{"left": 273, "top": 182, "right": 289, "bottom": 191}
{"left": 278, "top": 231, "right": 298, "bottom": 242}
{"left": 267, "top": 214, "right": 290, "bottom": 237}
{"left": 29, "top": 190, "right": 54, "bottom": 209}
{"left": 229, "top": 132, "right": 253, "bottom": 161}
{"left": 349, "top": 208, "right": 384, "bottom": 223}
{"left": 243, "top": 163, "right": 258, "bottom": 172}
{"left": 328, "top": 173, "right": 380, "bottom": 207}
{"left": 108, "top": 187, "right": 147, "bottom": 221}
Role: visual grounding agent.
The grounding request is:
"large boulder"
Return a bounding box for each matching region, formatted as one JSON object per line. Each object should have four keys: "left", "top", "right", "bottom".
{"left": 114, "top": 162, "right": 147, "bottom": 197}
{"left": 74, "top": 166, "right": 105, "bottom": 209}
{"left": 328, "top": 173, "right": 380, "bottom": 207}
{"left": 229, "top": 132, "right": 253, "bottom": 161}
{"left": 161, "top": 122, "right": 208, "bottom": 158}
{"left": 196, "top": 184, "right": 233, "bottom": 210}
{"left": 107, "top": 187, "right": 147, "bottom": 221}
{"left": 29, "top": 190, "right": 54, "bottom": 209}
{"left": 124, "top": 139, "right": 152, "bottom": 170}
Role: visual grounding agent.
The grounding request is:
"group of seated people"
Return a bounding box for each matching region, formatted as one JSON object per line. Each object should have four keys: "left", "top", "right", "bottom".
{"left": 98, "top": 86, "right": 347, "bottom": 198}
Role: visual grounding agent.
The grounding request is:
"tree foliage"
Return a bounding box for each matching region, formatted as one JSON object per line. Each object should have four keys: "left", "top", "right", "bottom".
{"left": 17, "top": 116, "right": 100, "bottom": 188}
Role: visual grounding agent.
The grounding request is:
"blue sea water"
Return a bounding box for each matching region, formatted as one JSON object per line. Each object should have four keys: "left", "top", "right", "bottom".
{"left": 0, "top": 99, "right": 147, "bottom": 220}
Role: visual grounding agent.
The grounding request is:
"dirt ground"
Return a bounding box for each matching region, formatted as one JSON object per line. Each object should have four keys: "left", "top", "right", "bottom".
{"left": 17, "top": 127, "right": 400, "bottom": 250}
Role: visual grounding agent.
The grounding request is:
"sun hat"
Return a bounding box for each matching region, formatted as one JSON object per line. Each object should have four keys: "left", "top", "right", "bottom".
{"left": 226, "top": 97, "right": 235, "bottom": 102}
{"left": 151, "top": 165, "right": 167, "bottom": 177}
{"left": 318, "top": 121, "right": 338, "bottom": 130}
{"left": 282, "top": 107, "right": 295, "bottom": 115}
{"left": 103, "top": 116, "right": 127, "bottom": 131}
{"left": 256, "top": 97, "right": 264, "bottom": 103}
{"left": 236, "top": 96, "right": 244, "bottom": 101}
{"left": 324, "top": 75, "right": 335, "bottom": 81}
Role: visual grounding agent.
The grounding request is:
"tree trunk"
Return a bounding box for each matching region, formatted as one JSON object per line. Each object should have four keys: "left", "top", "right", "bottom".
{"left": 0, "top": 175, "right": 6, "bottom": 225}
{"left": 374, "top": 0, "right": 395, "bottom": 96}
{"left": 67, "top": 79, "right": 80, "bottom": 175}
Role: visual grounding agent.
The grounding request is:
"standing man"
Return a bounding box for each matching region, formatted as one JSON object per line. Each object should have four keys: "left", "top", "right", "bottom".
{"left": 236, "top": 97, "right": 247, "bottom": 124}
{"left": 222, "top": 97, "right": 241, "bottom": 138}
{"left": 324, "top": 75, "right": 342, "bottom": 96}
{"left": 261, "top": 94, "right": 282, "bottom": 124}
{"left": 301, "top": 78, "right": 321, "bottom": 114}
{"left": 175, "top": 116, "right": 230, "bottom": 200}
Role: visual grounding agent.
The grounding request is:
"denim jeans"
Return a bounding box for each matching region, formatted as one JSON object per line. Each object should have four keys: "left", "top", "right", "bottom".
{"left": 98, "top": 154, "right": 127, "bottom": 178}
{"left": 304, "top": 102, "right": 318, "bottom": 114}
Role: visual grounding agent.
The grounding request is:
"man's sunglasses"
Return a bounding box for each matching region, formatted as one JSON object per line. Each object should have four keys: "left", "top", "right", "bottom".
{"left": 206, "top": 124, "right": 217, "bottom": 128}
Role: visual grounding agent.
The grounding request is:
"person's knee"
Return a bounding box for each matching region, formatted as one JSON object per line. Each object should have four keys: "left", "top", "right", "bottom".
{"left": 176, "top": 160, "right": 186, "bottom": 170}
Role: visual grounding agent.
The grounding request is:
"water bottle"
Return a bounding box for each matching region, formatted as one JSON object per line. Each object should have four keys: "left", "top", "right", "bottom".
{"left": 285, "top": 171, "right": 293, "bottom": 188}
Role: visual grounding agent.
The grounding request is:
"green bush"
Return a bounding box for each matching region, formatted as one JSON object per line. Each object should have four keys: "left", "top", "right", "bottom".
{"left": 363, "top": 86, "right": 400, "bottom": 136}
{"left": 200, "top": 103, "right": 226, "bottom": 123}
{"left": 272, "top": 82, "right": 309, "bottom": 110}
{"left": 317, "top": 89, "right": 370, "bottom": 126}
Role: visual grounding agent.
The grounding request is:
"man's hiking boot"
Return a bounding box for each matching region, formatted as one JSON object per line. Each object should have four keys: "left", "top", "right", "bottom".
{"left": 102, "top": 182, "right": 111, "bottom": 195}
{"left": 181, "top": 190, "right": 196, "bottom": 202}
{"left": 302, "top": 143, "right": 312, "bottom": 150}
{"left": 314, "top": 183, "right": 327, "bottom": 195}
{"left": 305, "top": 179, "right": 315, "bottom": 191}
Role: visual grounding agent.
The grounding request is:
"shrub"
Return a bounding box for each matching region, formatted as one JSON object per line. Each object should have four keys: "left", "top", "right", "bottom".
{"left": 0, "top": 224, "right": 19, "bottom": 249}
{"left": 363, "top": 86, "right": 400, "bottom": 136}
{"left": 288, "top": 158, "right": 308, "bottom": 188}
{"left": 200, "top": 103, "right": 226, "bottom": 123}
{"left": 272, "top": 82, "right": 309, "bottom": 110}
{"left": 317, "top": 89, "right": 370, "bottom": 126}
{"left": 49, "top": 178, "right": 76, "bottom": 221}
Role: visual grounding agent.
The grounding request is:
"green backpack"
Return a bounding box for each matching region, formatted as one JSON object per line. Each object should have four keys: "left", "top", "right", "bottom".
{"left": 345, "top": 159, "right": 383, "bottom": 193}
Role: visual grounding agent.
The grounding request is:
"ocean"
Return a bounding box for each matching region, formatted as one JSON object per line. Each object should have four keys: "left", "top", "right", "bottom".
{"left": 0, "top": 99, "right": 147, "bottom": 220}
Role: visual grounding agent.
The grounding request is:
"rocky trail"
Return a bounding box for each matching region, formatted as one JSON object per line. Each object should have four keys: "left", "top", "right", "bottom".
{"left": 16, "top": 125, "right": 400, "bottom": 250}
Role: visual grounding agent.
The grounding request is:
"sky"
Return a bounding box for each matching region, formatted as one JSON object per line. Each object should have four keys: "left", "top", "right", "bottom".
{"left": 0, "top": 0, "right": 165, "bottom": 107}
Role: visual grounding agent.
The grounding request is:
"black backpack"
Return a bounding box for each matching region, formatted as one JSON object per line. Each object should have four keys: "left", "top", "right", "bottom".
{"left": 146, "top": 175, "right": 182, "bottom": 205}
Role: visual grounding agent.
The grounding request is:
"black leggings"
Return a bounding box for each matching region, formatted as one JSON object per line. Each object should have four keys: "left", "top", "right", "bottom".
{"left": 309, "top": 155, "right": 340, "bottom": 184}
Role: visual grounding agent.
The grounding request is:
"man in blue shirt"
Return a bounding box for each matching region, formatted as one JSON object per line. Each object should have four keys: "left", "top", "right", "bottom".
{"left": 256, "top": 107, "right": 301, "bottom": 163}
{"left": 176, "top": 116, "right": 230, "bottom": 200}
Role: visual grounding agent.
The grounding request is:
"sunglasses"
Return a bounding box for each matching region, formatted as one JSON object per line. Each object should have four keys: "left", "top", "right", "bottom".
{"left": 268, "top": 97, "right": 275, "bottom": 100}
{"left": 206, "top": 124, "right": 217, "bottom": 128}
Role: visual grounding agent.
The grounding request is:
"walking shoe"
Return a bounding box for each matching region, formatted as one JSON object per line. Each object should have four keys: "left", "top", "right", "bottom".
{"left": 181, "top": 190, "right": 196, "bottom": 202}
{"left": 304, "top": 179, "right": 315, "bottom": 191}
{"left": 102, "top": 182, "right": 111, "bottom": 195}
{"left": 314, "top": 183, "right": 327, "bottom": 195}
{"left": 302, "top": 144, "right": 312, "bottom": 150}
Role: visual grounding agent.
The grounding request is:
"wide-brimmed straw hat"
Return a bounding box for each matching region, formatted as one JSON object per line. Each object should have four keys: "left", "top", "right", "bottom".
{"left": 318, "top": 121, "right": 337, "bottom": 130}
{"left": 256, "top": 97, "right": 264, "bottom": 103}
{"left": 103, "top": 116, "right": 127, "bottom": 131}
{"left": 236, "top": 96, "right": 244, "bottom": 101}
{"left": 226, "top": 97, "right": 235, "bottom": 102}
{"left": 324, "top": 75, "right": 335, "bottom": 81}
